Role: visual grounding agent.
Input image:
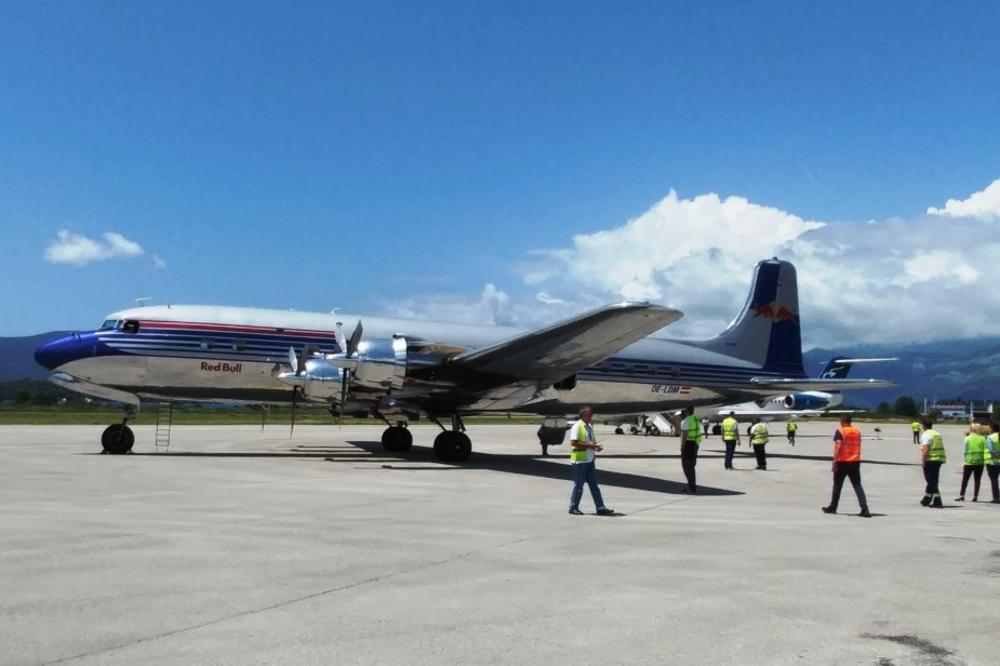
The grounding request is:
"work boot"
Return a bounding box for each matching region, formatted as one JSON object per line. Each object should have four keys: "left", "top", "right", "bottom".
{"left": 595, "top": 507, "right": 616, "bottom": 516}
{"left": 955, "top": 496, "right": 965, "bottom": 502}
{"left": 821, "top": 506, "right": 836, "bottom": 514}
{"left": 920, "top": 495, "right": 932, "bottom": 506}
{"left": 858, "top": 510, "right": 872, "bottom": 518}
{"left": 568, "top": 507, "right": 583, "bottom": 515}
{"left": 991, "top": 499, "right": 1000, "bottom": 504}
{"left": 931, "top": 496, "right": 944, "bottom": 508}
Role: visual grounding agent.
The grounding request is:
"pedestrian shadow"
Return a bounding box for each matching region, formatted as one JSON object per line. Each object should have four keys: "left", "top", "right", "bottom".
{"left": 697, "top": 448, "right": 919, "bottom": 467}
{"left": 345, "top": 440, "right": 744, "bottom": 496}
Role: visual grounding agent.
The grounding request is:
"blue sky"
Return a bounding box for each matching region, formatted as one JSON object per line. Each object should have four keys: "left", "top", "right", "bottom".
{"left": 3, "top": 1, "right": 999, "bottom": 341}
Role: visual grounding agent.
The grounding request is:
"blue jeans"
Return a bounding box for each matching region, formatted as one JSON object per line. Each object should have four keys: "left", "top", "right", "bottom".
{"left": 570, "top": 461, "right": 605, "bottom": 509}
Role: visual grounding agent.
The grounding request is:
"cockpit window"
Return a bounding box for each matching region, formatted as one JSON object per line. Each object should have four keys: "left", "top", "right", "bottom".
{"left": 99, "top": 319, "right": 120, "bottom": 330}
{"left": 122, "top": 320, "right": 140, "bottom": 334}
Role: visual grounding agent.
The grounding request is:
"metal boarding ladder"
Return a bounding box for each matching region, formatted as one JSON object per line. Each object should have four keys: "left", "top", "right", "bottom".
{"left": 154, "top": 402, "right": 173, "bottom": 450}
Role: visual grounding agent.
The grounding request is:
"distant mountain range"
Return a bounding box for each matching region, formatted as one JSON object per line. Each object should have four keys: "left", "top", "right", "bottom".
{"left": 3, "top": 331, "right": 998, "bottom": 407}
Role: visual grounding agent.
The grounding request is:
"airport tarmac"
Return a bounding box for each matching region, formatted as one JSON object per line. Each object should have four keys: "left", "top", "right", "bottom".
{"left": 1, "top": 421, "right": 997, "bottom": 665}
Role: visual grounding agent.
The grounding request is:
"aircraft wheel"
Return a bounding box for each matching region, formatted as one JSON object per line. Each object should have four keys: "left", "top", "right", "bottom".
{"left": 102, "top": 424, "right": 134, "bottom": 455}
{"left": 381, "top": 426, "right": 413, "bottom": 453}
{"left": 614, "top": 427, "right": 624, "bottom": 435}
{"left": 433, "top": 431, "right": 472, "bottom": 463}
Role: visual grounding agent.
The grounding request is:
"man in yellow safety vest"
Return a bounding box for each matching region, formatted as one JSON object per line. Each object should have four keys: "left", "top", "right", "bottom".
{"left": 786, "top": 420, "right": 798, "bottom": 446}
{"left": 986, "top": 422, "right": 1000, "bottom": 504}
{"left": 750, "top": 417, "right": 769, "bottom": 470}
{"left": 679, "top": 407, "right": 702, "bottom": 493}
{"left": 567, "top": 407, "right": 615, "bottom": 516}
{"left": 919, "top": 418, "right": 946, "bottom": 508}
{"left": 721, "top": 411, "right": 740, "bottom": 470}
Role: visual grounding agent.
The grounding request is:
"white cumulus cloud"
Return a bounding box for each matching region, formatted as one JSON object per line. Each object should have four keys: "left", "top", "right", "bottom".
{"left": 927, "top": 179, "right": 1000, "bottom": 219}
{"left": 44, "top": 230, "right": 145, "bottom": 267}
{"left": 526, "top": 179, "right": 1000, "bottom": 346}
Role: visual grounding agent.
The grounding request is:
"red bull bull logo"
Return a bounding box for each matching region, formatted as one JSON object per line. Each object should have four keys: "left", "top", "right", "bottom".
{"left": 751, "top": 301, "right": 798, "bottom": 323}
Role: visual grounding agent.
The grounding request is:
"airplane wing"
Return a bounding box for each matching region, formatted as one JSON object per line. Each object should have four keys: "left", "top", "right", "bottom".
{"left": 450, "top": 302, "right": 682, "bottom": 383}
{"left": 749, "top": 377, "right": 893, "bottom": 391}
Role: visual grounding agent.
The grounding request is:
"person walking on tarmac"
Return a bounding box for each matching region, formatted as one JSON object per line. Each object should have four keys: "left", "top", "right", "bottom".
{"left": 911, "top": 420, "right": 921, "bottom": 445}
{"left": 702, "top": 417, "right": 710, "bottom": 438}
{"left": 919, "top": 418, "right": 946, "bottom": 508}
{"left": 750, "top": 417, "right": 769, "bottom": 470}
{"left": 567, "top": 407, "right": 615, "bottom": 516}
{"left": 986, "top": 422, "right": 1000, "bottom": 504}
{"left": 679, "top": 407, "right": 702, "bottom": 493}
{"left": 822, "top": 415, "right": 871, "bottom": 517}
{"left": 721, "top": 411, "right": 740, "bottom": 470}
{"left": 786, "top": 419, "right": 798, "bottom": 446}
{"left": 956, "top": 424, "right": 988, "bottom": 502}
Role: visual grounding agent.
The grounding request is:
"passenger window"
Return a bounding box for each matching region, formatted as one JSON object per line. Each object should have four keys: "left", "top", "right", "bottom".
{"left": 232, "top": 340, "right": 245, "bottom": 352}
{"left": 200, "top": 339, "right": 213, "bottom": 350}
{"left": 122, "top": 320, "right": 140, "bottom": 334}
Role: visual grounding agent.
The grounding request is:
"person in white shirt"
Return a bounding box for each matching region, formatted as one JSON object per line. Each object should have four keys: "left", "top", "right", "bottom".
{"left": 567, "top": 407, "right": 615, "bottom": 515}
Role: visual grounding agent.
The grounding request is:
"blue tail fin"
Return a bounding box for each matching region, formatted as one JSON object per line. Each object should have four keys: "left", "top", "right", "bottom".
{"left": 699, "top": 259, "right": 804, "bottom": 376}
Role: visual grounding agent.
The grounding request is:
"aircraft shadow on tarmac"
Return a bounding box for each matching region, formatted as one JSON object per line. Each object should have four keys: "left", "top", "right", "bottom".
{"left": 138, "top": 441, "right": 743, "bottom": 496}
{"left": 342, "top": 441, "right": 744, "bottom": 496}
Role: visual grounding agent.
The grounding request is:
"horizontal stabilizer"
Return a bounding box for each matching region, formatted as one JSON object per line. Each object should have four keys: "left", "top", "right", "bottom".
{"left": 750, "top": 377, "right": 893, "bottom": 391}
{"left": 452, "top": 302, "right": 682, "bottom": 382}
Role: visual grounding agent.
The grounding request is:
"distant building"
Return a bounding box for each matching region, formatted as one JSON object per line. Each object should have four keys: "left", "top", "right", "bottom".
{"left": 928, "top": 403, "right": 969, "bottom": 419}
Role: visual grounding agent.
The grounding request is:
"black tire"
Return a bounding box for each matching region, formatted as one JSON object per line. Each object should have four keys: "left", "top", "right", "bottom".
{"left": 433, "top": 431, "right": 472, "bottom": 462}
{"left": 381, "top": 426, "right": 413, "bottom": 453}
{"left": 711, "top": 424, "right": 722, "bottom": 436}
{"left": 614, "top": 427, "right": 624, "bottom": 435}
{"left": 102, "top": 424, "right": 134, "bottom": 455}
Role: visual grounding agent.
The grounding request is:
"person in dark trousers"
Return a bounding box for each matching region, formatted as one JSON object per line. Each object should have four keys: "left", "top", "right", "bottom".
{"left": 567, "top": 407, "right": 614, "bottom": 516}
{"left": 986, "top": 422, "right": 1000, "bottom": 504}
{"left": 920, "top": 418, "right": 946, "bottom": 508}
{"left": 956, "top": 425, "right": 987, "bottom": 502}
{"left": 679, "top": 407, "right": 702, "bottom": 493}
{"left": 786, "top": 420, "right": 797, "bottom": 446}
{"left": 721, "top": 411, "right": 740, "bottom": 470}
{"left": 749, "top": 417, "right": 768, "bottom": 470}
{"left": 822, "top": 416, "right": 871, "bottom": 517}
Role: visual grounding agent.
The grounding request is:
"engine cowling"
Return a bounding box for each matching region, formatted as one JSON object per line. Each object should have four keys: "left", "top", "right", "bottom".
{"left": 783, "top": 393, "right": 830, "bottom": 410}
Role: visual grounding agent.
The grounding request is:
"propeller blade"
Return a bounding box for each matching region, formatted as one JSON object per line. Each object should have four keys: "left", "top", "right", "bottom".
{"left": 289, "top": 387, "right": 299, "bottom": 439}
{"left": 347, "top": 320, "right": 363, "bottom": 357}
{"left": 287, "top": 347, "right": 300, "bottom": 375}
{"left": 334, "top": 322, "right": 347, "bottom": 355}
{"left": 338, "top": 368, "right": 349, "bottom": 426}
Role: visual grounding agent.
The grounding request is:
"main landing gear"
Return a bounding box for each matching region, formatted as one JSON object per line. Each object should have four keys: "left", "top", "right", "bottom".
{"left": 101, "top": 407, "right": 137, "bottom": 455}
{"left": 380, "top": 424, "right": 413, "bottom": 453}
{"left": 378, "top": 414, "right": 472, "bottom": 462}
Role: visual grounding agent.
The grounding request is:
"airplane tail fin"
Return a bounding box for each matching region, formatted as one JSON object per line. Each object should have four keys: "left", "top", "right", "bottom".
{"left": 698, "top": 259, "right": 804, "bottom": 376}
{"left": 819, "top": 357, "right": 898, "bottom": 379}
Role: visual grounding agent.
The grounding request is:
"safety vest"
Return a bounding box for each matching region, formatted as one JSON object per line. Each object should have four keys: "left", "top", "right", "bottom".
{"left": 751, "top": 423, "right": 769, "bottom": 445}
{"left": 987, "top": 434, "right": 1000, "bottom": 466}
{"left": 721, "top": 417, "right": 738, "bottom": 441}
{"left": 680, "top": 415, "right": 703, "bottom": 445}
{"left": 569, "top": 420, "right": 593, "bottom": 462}
{"left": 964, "top": 434, "right": 987, "bottom": 465}
{"left": 787, "top": 422, "right": 797, "bottom": 432}
{"left": 911, "top": 421, "right": 921, "bottom": 433}
{"left": 923, "top": 429, "right": 946, "bottom": 463}
{"left": 835, "top": 426, "right": 861, "bottom": 462}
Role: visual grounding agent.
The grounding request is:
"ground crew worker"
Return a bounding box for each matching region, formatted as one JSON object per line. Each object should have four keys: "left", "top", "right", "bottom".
{"left": 786, "top": 420, "right": 797, "bottom": 446}
{"left": 643, "top": 415, "right": 656, "bottom": 436}
{"left": 986, "top": 422, "right": 1000, "bottom": 504}
{"left": 702, "top": 417, "right": 710, "bottom": 437}
{"left": 721, "top": 411, "right": 740, "bottom": 470}
{"left": 679, "top": 407, "right": 702, "bottom": 493}
{"left": 919, "top": 418, "right": 946, "bottom": 508}
{"left": 956, "top": 425, "right": 987, "bottom": 502}
{"left": 567, "top": 407, "right": 614, "bottom": 516}
{"left": 822, "top": 415, "right": 871, "bottom": 517}
{"left": 911, "top": 420, "right": 921, "bottom": 445}
{"left": 749, "top": 417, "right": 769, "bottom": 470}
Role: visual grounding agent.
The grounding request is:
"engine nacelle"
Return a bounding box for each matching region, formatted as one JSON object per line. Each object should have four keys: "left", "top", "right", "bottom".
{"left": 783, "top": 393, "right": 830, "bottom": 410}
{"left": 350, "top": 337, "right": 408, "bottom": 391}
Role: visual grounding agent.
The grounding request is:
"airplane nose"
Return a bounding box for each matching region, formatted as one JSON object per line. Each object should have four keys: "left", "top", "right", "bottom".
{"left": 34, "top": 334, "right": 88, "bottom": 371}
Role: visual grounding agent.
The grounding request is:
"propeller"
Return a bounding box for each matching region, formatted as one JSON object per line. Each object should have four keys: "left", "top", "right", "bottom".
{"left": 286, "top": 346, "right": 306, "bottom": 438}
{"left": 335, "top": 320, "right": 362, "bottom": 425}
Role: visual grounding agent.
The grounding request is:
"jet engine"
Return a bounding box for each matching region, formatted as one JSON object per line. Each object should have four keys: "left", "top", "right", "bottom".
{"left": 782, "top": 393, "right": 830, "bottom": 410}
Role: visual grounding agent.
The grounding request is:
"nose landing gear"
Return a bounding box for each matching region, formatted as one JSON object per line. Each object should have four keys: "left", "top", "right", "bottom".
{"left": 101, "top": 406, "right": 138, "bottom": 454}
